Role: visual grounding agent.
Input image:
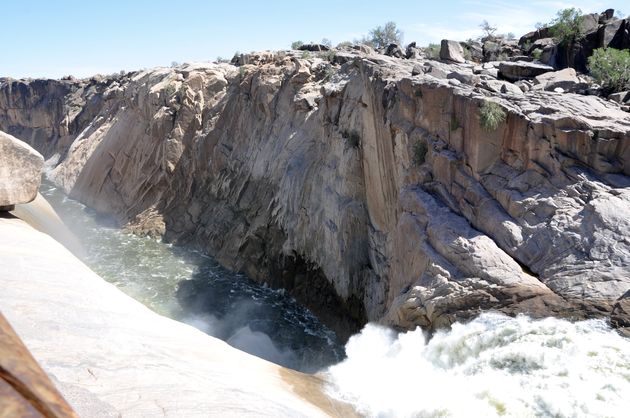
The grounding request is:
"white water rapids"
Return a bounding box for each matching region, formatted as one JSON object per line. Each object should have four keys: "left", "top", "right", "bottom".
{"left": 325, "top": 313, "right": 630, "bottom": 418}
{"left": 36, "top": 182, "right": 630, "bottom": 417}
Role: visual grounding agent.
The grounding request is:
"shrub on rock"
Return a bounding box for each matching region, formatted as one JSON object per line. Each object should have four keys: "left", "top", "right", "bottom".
{"left": 479, "top": 101, "right": 506, "bottom": 131}
{"left": 588, "top": 47, "right": 630, "bottom": 93}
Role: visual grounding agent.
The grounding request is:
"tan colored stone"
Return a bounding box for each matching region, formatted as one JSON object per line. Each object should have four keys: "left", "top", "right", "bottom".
{"left": 0, "top": 131, "right": 43, "bottom": 207}
{"left": 1, "top": 51, "right": 629, "bottom": 335}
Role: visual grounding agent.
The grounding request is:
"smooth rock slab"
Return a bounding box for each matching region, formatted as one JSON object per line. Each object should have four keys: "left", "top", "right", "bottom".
{"left": 0, "top": 131, "right": 43, "bottom": 207}
{"left": 0, "top": 215, "right": 350, "bottom": 417}
{"left": 498, "top": 61, "right": 554, "bottom": 81}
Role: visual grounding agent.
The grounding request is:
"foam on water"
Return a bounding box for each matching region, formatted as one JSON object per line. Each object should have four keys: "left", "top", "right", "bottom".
{"left": 325, "top": 313, "right": 630, "bottom": 417}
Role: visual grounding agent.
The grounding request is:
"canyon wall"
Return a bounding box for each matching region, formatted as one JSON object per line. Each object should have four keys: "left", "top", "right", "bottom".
{"left": 1, "top": 50, "right": 629, "bottom": 336}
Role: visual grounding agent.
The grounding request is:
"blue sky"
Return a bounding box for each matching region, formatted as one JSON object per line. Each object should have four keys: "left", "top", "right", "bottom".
{"left": 1, "top": 0, "right": 626, "bottom": 78}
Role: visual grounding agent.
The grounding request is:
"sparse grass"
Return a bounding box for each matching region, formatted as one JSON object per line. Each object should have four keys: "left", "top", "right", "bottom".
{"left": 450, "top": 114, "right": 460, "bottom": 131}
{"left": 532, "top": 48, "right": 543, "bottom": 61}
{"left": 323, "top": 50, "right": 336, "bottom": 62}
{"left": 412, "top": 140, "right": 428, "bottom": 166}
{"left": 424, "top": 43, "right": 440, "bottom": 60}
{"left": 342, "top": 129, "right": 361, "bottom": 148}
{"left": 479, "top": 101, "right": 506, "bottom": 131}
{"left": 462, "top": 47, "right": 472, "bottom": 61}
{"left": 163, "top": 83, "right": 176, "bottom": 98}
{"left": 322, "top": 65, "right": 335, "bottom": 81}
{"left": 301, "top": 51, "right": 311, "bottom": 59}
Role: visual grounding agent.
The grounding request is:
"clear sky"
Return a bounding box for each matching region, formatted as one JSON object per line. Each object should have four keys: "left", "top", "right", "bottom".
{"left": 1, "top": 0, "right": 627, "bottom": 79}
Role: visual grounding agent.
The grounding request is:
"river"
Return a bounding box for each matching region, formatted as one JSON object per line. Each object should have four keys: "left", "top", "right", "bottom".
{"left": 40, "top": 180, "right": 344, "bottom": 373}
{"left": 41, "top": 181, "right": 630, "bottom": 417}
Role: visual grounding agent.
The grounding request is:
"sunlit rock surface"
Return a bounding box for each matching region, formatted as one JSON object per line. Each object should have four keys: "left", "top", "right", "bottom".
{"left": 0, "top": 130, "right": 43, "bottom": 207}
{"left": 1, "top": 49, "right": 629, "bottom": 335}
{"left": 0, "top": 214, "right": 351, "bottom": 417}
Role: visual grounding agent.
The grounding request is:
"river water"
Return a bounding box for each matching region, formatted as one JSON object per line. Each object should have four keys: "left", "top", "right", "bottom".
{"left": 40, "top": 181, "right": 343, "bottom": 373}
{"left": 42, "top": 181, "right": 630, "bottom": 417}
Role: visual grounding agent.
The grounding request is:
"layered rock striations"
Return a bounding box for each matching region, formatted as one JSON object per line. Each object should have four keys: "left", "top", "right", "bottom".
{"left": 1, "top": 48, "right": 629, "bottom": 336}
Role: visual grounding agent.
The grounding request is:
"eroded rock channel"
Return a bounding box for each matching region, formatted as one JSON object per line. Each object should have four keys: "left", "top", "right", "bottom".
{"left": 1, "top": 45, "right": 629, "bottom": 338}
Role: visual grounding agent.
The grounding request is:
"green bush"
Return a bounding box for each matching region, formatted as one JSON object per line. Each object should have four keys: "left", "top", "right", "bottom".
{"left": 363, "top": 21, "right": 403, "bottom": 49}
{"left": 588, "top": 47, "right": 630, "bottom": 93}
{"left": 424, "top": 43, "right": 440, "bottom": 60}
{"left": 163, "top": 83, "right": 176, "bottom": 98}
{"left": 412, "top": 140, "right": 428, "bottom": 166}
{"left": 479, "top": 101, "right": 506, "bottom": 131}
{"left": 549, "top": 8, "right": 585, "bottom": 45}
{"left": 342, "top": 129, "right": 361, "bottom": 148}
{"left": 291, "top": 40, "right": 304, "bottom": 50}
{"left": 531, "top": 48, "right": 543, "bottom": 61}
{"left": 450, "top": 114, "right": 460, "bottom": 131}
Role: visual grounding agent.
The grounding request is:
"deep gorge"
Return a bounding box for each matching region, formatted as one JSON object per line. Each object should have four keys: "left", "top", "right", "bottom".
{"left": 2, "top": 50, "right": 629, "bottom": 337}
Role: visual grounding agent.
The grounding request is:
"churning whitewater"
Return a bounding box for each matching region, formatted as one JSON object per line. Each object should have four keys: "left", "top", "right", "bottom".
{"left": 325, "top": 313, "right": 630, "bottom": 418}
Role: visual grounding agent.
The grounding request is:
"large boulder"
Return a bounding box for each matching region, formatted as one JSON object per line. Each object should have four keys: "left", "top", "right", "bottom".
{"left": 498, "top": 61, "right": 554, "bottom": 81}
{"left": 297, "top": 43, "right": 330, "bottom": 52}
{"left": 385, "top": 43, "right": 404, "bottom": 58}
{"left": 533, "top": 68, "right": 587, "bottom": 92}
{"left": 440, "top": 39, "right": 466, "bottom": 63}
{"left": 0, "top": 131, "right": 44, "bottom": 209}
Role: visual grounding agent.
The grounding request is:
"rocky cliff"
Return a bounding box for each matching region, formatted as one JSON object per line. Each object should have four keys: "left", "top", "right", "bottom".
{"left": 1, "top": 47, "right": 629, "bottom": 337}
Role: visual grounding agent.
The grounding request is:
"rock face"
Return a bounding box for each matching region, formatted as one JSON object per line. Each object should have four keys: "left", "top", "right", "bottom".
{"left": 0, "top": 215, "right": 352, "bottom": 417}
{"left": 1, "top": 50, "right": 629, "bottom": 336}
{"left": 440, "top": 40, "right": 466, "bottom": 63}
{"left": 0, "top": 312, "right": 78, "bottom": 418}
{"left": 0, "top": 130, "right": 44, "bottom": 208}
{"left": 498, "top": 61, "right": 554, "bottom": 81}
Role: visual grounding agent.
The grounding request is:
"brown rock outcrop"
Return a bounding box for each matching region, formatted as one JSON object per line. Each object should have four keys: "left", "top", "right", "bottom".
{"left": 1, "top": 50, "right": 629, "bottom": 336}
{"left": 0, "top": 312, "right": 77, "bottom": 418}
{"left": 0, "top": 131, "right": 44, "bottom": 208}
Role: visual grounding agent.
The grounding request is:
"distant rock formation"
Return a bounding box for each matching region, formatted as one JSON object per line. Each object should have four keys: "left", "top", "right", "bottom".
{"left": 1, "top": 26, "right": 628, "bottom": 337}
{"left": 0, "top": 131, "right": 43, "bottom": 210}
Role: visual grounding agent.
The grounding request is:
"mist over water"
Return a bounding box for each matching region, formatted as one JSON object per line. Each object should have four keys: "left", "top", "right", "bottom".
{"left": 40, "top": 181, "right": 343, "bottom": 372}
{"left": 325, "top": 313, "right": 630, "bottom": 417}
{"left": 40, "top": 181, "right": 630, "bottom": 416}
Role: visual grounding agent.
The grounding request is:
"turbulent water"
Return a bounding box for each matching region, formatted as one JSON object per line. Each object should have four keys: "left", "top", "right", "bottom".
{"left": 40, "top": 181, "right": 343, "bottom": 372}
{"left": 325, "top": 313, "right": 630, "bottom": 418}
{"left": 40, "top": 181, "right": 630, "bottom": 417}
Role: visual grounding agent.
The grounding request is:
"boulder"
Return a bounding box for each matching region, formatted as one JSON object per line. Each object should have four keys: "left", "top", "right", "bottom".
{"left": 447, "top": 71, "right": 480, "bottom": 86}
{"left": 385, "top": 43, "right": 404, "bottom": 58}
{"left": 498, "top": 61, "right": 554, "bottom": 81}
{"left": 0, "top": 131, "right": 44, "bottom": 209}
{"left": 405, "top": 42, "right": 422, "bottom": 59}
{"left": 600, "top": 9, "right": 615, "bottom": 23}
{"left": 482, "top": 80, "right": 523, "bottom": 95}
{"left": 463, "top": 41, "right": 483, "bottom": 62}
{"left": 534, "top": 68, "right": 581, "bottom": 91}
{"left": 518, "top": 27, "right": 553, "bottom": 47}
{"left": 598, "top": 19, "right": 623, "bottom": 47}
{"left": 424, "top": 64, "right": 448, "bottom": 79}
{"left": 352, "top": 44, "right": 375, "bottom": 54}
{"left": 440, "top": 39, "right": 466, "bottom": 63}
{"left": 483, "top": 40, "right": 501, "bottom": 62}
{"left": 297, "top": 43, "right": 330, "bottom": 52}
{"left": 581, "top": 13, "right": 601, "bottom": 34}
{"left": 609, "top": 91, "right": 630, "bottom": 104}
{"left": 610, "top": 19, "right": 630, "bottom": 50}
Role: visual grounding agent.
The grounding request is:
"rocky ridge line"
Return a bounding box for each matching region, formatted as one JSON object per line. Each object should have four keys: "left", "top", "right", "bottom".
{"left": 1, "top": 28, "right": 629, "bottom": 337}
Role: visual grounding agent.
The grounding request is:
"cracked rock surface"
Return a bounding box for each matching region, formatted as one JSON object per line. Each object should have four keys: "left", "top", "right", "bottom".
{"left": 1, "top": 49, "right": 628, "bottom": 336}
